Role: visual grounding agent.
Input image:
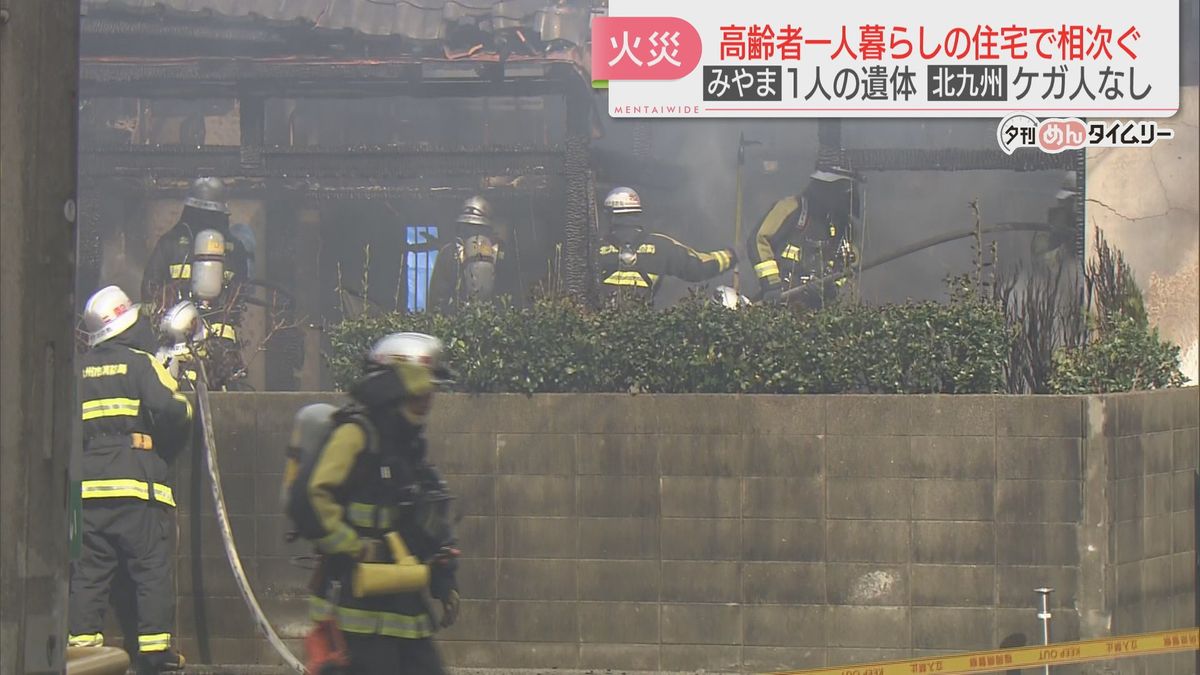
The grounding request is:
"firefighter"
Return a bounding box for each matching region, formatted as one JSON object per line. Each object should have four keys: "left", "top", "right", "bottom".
{"left": 746, "top": 167, "right": 861, "bottom": 309}
{"left": 427, "top": 196, "right": 514, "bottom": 313}
{"left": 70, "top": 285, "right": 193, "bottom": 674}
{"left": 140, "top": 177, "right": 251, "bottom": 387}
{"left": 1032, "top": 174, "right": 1079, "bottom": 270}
{"left": 597, "top": 187, "right": 737, "bottom": 305}
{"left": 297, "top": 332, "right": 461, "bottom": 675}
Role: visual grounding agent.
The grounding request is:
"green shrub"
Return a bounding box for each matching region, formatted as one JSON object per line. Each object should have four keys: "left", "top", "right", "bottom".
{"left": 327, "top": 293, "right": 1012, "bottom": 394}
{"left": 1048, "top": 314, "right": 1186, "bottom": 394}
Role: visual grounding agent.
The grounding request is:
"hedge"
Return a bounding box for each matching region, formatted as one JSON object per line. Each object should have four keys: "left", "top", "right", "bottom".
{"left": 327, "top": 293, "right": 1014, "bottom": 394}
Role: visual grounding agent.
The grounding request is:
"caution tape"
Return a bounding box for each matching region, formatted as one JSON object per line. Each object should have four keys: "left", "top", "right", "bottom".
{"left": 769, "top": 627, "right": 1200, "bottom": 675}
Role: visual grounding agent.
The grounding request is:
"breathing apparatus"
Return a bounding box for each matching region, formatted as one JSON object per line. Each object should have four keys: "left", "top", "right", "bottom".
{"left": 191, "top": 229, "right": 226, "bottom": 306}
{"left": 455, "top": 197, "right": 500, "bottom": 301}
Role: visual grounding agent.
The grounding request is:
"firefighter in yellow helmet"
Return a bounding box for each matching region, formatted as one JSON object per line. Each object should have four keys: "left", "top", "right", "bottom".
{"left": 597, "top": 186, "right": 737, "bottom": 305}
{"left": 288, "top": 333, "right": 460, "bottom": 674}
{"left": 746, "top": 166, "right": 861, "bottom": 309}
{"left": 70, "top": 285, "right": 193, "bottom": 674}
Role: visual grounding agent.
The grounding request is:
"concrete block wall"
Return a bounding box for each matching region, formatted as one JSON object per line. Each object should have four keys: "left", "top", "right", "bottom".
{"left": 1098, "top": 390, "right": 1199, "bottom": 675}
{"left": 97, "top": 390, "right": 1197, "bottom": 673}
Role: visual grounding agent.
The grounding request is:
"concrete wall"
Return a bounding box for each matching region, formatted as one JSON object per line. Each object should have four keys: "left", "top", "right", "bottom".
{"left": 103, "top": 390, "right": 1197, "bottom": 673}
{"left": 1087, "top": 85, "right": 1200, "bottom": 385}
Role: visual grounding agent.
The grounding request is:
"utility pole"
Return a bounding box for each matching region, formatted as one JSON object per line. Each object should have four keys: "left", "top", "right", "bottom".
{"left": 0, "top": 1, "right": 83, "bottom": 673}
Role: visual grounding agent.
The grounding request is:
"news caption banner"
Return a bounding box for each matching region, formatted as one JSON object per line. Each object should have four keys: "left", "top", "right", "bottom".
{"left": 767, "top": 627, "right": 1200, "bottom": 675}
{"left": 591, "top": 0, "right": 1180, "bottom": 119}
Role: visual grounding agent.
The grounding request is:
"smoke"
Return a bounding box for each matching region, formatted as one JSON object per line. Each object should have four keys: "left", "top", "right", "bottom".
{"left": 597, "top": 117, "right": 1070, "bottom": 305}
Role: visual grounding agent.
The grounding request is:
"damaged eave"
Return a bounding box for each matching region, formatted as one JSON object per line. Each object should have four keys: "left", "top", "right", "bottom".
{"left": 78, "top": 54, "right": 590, "bottom": 99}
{"left": 78, "top": 144, "right": 567, "bottom": 179}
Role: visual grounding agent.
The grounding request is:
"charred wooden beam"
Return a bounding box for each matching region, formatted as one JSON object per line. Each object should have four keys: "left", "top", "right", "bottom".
{"left": 79, "top": 57, "right": 587, "bottom": 99}
{"left": 562, "top": 83, "right": 592, "bottom": 302}
{"left": 82, "top": 16, "right": 287, "bottom": 46}
{"left": 78, "top": 144, "right": 566, "bottom": 179}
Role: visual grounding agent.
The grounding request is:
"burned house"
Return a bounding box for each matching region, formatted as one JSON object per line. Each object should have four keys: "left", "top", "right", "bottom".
{"left": 78, "top": 0, "right": 602, "bottom": 391}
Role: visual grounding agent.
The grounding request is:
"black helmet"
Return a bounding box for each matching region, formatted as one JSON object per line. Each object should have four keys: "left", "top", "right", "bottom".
{"left": 184, "top": 177, "right": 231, "bottom": 215}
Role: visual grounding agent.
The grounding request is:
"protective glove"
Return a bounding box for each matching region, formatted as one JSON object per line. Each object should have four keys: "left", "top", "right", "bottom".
{"left": 436, "top": 588, "right": 460, "bottom": 629}
{"left": 429, "top": 546, "right": 461, "bottom": 628}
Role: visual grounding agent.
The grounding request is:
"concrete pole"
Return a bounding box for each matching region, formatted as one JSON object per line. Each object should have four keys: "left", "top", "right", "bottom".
{"left": 0, "top": 1, "right": 82, "bottom": 674}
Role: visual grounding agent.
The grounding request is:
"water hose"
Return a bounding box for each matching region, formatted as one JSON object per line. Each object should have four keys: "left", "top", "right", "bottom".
{"left": 194, "top": 363, "right": 307, "bottom": 673}
{"left": 780, "top": 221, "right": 1053, "bottom": 302}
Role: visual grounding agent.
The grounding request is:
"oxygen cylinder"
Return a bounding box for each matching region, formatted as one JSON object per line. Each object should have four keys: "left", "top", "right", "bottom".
{"left": 461, "top": 234, "right": 497, "bottom": 299}
{"left": 191, "top": 228, "right": 226, "bottom": 301}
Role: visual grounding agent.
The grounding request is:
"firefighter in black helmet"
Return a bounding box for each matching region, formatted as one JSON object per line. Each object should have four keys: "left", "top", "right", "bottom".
{"left": 289, "top": 332, "right": 461, "bottom": 675}
{"left": 141, "top": 177, "right": 252, "bottom": 388}
{"left": 70, "top": 285, "right": 193, "bottom": 674}
{"left": 746, "top": 166, "right": 861, "bottom": 309}
{"left": 597, "top": 186, "right": 737, "bottom": 305}
{"left": 428, "top": 196, "right": 518, "bottom": 313}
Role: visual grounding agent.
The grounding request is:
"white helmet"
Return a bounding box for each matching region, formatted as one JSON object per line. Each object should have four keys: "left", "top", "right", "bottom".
{"left": 83, "top": 285, "right": 140, "bottom": 346}
{"left": 711, "top": 285, "right": 752, "bottom": 310}
{"left": 603, "top": 187, "right": 642, "bottom": 215}
{"left": 160, "top": 300, "right": 206, "bottom": 344}
{"left": 368, "top": 332, "right": 456, "bottom": 395}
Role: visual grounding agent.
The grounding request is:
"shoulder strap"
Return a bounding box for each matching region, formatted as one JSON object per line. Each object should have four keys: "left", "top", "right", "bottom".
{"left": 333, "top": 404, "right": 379, "bottom": 455}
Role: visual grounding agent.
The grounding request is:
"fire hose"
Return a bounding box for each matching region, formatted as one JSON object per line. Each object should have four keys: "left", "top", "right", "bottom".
{"left": 778, "top": 221, "right": 1054, "bottom": 302}
{"left": 194, "top": 357, "right": 307, "bottom": 673}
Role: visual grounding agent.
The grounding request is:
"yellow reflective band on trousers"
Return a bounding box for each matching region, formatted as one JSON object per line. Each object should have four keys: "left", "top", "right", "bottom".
{"left": 754, "top": 260, "right": 780, "bottom": 278}
{"left": 603, "top": 271, "right": 650, "bottom": 288}
{"left": 346, "top": 502, "right": 400, "bottom": 530}
{"left": 82, "top": 397, "right": 140, "bottom": 421}
{"left": 137, "top": 633, "right": 171, "bottom": 653}
{"left": 781, "top": 244, "right": 802, "bottom": 262}
{"left": 81, "top": 479, "right": 177, "bottom": 508}
{"left": 69, "top": 634, "right": 104, "bottom": 648}
{"left": 309, "top": 597, "right": 435, "bottom": 639}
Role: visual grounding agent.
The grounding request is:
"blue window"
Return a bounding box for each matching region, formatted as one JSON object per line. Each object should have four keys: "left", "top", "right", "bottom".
{"left": 406, "top": 225, "right": 438, "bottom": 311}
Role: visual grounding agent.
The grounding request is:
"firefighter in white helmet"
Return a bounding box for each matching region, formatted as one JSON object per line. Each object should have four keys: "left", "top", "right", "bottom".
{"left": 70, "top": 285, "right": 193, "bottom": 674}
{"left": 287, "top": 332, "right": 460, "bottom": 674}
{"left": 597, "top": 186, "right": 737, "bottom": 305}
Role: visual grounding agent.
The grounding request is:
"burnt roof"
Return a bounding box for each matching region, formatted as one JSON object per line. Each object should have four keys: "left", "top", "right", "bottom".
{"left": 82, "top": 0, "right": 596, "bottom": 41}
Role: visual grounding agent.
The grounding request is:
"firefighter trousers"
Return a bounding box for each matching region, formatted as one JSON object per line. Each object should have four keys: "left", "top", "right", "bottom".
{"left": 69, "top": 500, "right": 176, "bottom": 655}
{"left": 344, "top": 633, "right": 446, "bottom": 675}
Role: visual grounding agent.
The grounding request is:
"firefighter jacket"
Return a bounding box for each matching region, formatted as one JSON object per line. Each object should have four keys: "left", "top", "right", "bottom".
{"left": 598, "top": 231, "right": 735, "bottom": 301}
{"left": 141, "top": 218, "right": 251, "bottom": 343}
{"left": 79, "top": 320, "right": 193, "bottom": 509}
{"left": 306, "top": 409, "right": 451, "bottom": 640}
{"left": 746, "top": 194, "right": 857, "bottom": 292}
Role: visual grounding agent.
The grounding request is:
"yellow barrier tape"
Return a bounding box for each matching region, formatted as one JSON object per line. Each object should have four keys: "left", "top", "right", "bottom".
{"left": 770, "top": 628, "right": 1200, "bottom": 675}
